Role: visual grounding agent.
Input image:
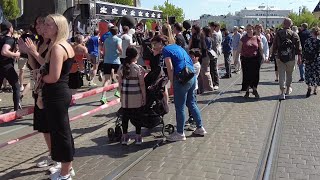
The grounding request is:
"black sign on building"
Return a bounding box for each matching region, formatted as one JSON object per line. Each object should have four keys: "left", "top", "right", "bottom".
{"left": 95, "top": 1, "right": 162, "bottom": 20}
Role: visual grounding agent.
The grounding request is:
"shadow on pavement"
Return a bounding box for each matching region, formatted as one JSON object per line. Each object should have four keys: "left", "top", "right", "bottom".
{"left": 74, "top": 129, "right": 159, "bottom": 159}
{"left": 0, "top": 166, "right": 47, "bottom": 180}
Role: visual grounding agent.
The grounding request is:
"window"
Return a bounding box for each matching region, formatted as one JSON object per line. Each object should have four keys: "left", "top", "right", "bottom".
{"left": 272, "top": 21, "right": 274, "bottom": 23}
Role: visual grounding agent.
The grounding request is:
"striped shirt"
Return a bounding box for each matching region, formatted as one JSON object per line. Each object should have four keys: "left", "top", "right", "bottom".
{"left": 118, "top": 63, "right": 146, "bottom": 108}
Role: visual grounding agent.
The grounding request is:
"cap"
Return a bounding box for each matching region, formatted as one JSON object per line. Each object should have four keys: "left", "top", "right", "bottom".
{"left": 1, "top": 21, "right": 12, "bottom": 34}
{"left": 240, "top": 26, "right": 245, "bottom": 29}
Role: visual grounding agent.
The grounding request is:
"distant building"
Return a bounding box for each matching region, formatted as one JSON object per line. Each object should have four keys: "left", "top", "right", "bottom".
{"left": 199, "top": 6, "right": 291, "bottom": 30}
{"left": 313, "top": 1, "right": 320, "bottom": 20}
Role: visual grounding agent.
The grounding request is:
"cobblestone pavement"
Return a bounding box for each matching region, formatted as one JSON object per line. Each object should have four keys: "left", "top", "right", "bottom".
{"left": 118, "top": 64, "right": 281, "bottom": 180}
{"left": 3, "top": 62, "right": 319, "bottom": 180}
{"left": 0, "top": 59, "right": 230, "bottom": 179}
{"left": 271, "top": 71, "right": 320, "bottom": 180}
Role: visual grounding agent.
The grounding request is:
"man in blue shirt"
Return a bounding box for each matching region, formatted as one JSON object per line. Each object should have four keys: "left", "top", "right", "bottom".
{"left": 222, "top": 29, "right": 233, "bottom": 78}
{"left": 100, "top": 26, "right": 122, "bottom": 104}
{"left": 87, "top": 29, "right": 100, "bottom": 86}
{"left": 100, "top": 23, "right": 114, "bottom": 44}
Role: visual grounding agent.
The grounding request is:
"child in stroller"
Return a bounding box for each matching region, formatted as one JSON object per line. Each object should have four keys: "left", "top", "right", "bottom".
{"left": 108, "top": 61, "right": 174, "bottom": 144}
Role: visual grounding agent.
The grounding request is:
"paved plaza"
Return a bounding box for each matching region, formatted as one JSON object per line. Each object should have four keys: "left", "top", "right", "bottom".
{"left": 1, "top": 63, "right": 320, "bottom": 180}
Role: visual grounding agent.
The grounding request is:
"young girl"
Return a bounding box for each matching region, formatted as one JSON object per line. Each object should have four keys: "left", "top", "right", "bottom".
{"left": 118, "top": 46, "right": 146, "bottom": 145}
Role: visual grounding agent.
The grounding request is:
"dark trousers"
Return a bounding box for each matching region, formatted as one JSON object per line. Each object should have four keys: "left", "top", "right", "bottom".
{"left": 209, "top": 57, "right": 219, "bottom": 86}
{"left": 224, "top": 52, "right": 232, "bottom": 76}
{"left": 241, "top": 56, "right": 261, "bottom": 91}
{"left": 0, "top": 64, "right": 20, "bottom": 110}
{"left": 122, "top": 108, "right": 142, "bottom": 134}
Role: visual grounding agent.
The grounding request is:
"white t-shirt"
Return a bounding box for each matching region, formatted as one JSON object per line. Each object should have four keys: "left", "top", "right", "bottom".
{"left": 193, "top": 62, "right": 201, "bottom": 90}
{"left": 120, "top": 34, "right": 133, "bottom": 58}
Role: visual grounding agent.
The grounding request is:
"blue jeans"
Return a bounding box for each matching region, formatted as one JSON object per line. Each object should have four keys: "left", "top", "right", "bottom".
{"left": 299, "top": 63, "right": 305, "bottom": 80}
{"left": 173, "top": 76, "right": 203, "bottom": 134}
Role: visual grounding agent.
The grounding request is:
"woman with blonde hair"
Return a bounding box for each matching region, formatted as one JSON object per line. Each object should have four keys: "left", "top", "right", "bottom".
{"left": 40, "top": 14, "right": 75, "bottom": 180}
{"left": 161, "top": 23, "right": 175, "bottom": 44}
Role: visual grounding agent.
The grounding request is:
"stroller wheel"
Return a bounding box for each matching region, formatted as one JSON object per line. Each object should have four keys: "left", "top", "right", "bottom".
{"left": 164, "top": 124, "right": 174, "bottom": 135}
{"left": 107, "top": 128, "right": 115, "bottom": 141}
{"left": 115, "top": 125, "right": 123, "bottom": 141}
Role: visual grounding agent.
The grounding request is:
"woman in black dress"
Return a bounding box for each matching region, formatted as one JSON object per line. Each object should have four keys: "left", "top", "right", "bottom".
{"left": 41, "top": 14, "right": 75, "bottom": 180}
{"left": 18, "top": 15, "right": 54, "bottom": 168}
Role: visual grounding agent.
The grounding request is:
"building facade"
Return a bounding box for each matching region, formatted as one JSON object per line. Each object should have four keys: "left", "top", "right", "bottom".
{"left": 313, "top": 1, "right": 320, "bottom": 20}
{"left": 199, "top": 6, "right": 291, "bottom": 30}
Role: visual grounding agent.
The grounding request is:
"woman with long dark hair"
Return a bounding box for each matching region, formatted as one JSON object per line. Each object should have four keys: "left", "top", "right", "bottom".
{"left": 199, "top": 26, "right": 214, "bottom": 92}
{"left": 236, "top": 24, "right": 264, "bottom": 98}
{"left": 18, "top": 15, "right": 55, "bottom": 168}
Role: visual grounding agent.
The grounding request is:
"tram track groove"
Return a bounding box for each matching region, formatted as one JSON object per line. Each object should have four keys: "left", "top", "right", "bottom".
{"left": 111, "top": 75, "right": 243, "bottom": 180}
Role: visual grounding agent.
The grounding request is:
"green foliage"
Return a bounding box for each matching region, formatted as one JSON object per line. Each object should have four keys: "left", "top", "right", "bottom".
{"left": 145, "top": 19, "right": 153, "bottom": 30}
{"left": 0, "top": 0, "right": 20, "bottom": 20}
{"left": 108, "top": 0, "right": 134, "bottom": 6}
{"left": 154, "top": 1, "right": 184, "bottom": 23}
{"left": 220, "top": 21, "right": 227, "bottom": 29}
{"left": 288, "top": 6, "right": 320, "bottom": 28}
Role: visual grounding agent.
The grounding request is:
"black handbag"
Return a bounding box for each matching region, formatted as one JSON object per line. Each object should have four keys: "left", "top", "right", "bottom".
{"left": 176, "top": 53, "right": 195, "bottom": 85}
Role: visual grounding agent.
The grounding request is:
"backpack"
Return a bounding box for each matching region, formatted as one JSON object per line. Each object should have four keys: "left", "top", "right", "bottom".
{"left": 278, "top": 30, "right": 294, "bottom": 63}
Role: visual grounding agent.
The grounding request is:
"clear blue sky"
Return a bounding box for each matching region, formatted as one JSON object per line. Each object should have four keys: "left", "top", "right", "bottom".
{"left": 141, "top": 0, "right": 319, "bottom": 20}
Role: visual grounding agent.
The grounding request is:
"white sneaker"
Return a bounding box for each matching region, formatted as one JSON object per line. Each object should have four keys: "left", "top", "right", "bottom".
{"left": 213, "top": 86, "right": 219, "bottom": 90}
{"left": 166, "top": 132, "right": 186, "bottom": 142}
{"left": 49, "top": 162, "right": 61, "bottom": 174}
{"left": 88, "top": 81, "right": 97, "bottom": 87}
{"left": 49, "top": 162, "right": 75, "bottom": 177}
{"left": 50, "top": 171, "right": 72, "bottom": 180}
{"left": 36, "top": 156, "right": 55, "bottom": 168}
{"left": 193, "top": 127, "right": 207, "bottom": 136}
{"left": 286, "top": 87, "right": 292, "bottom": 95}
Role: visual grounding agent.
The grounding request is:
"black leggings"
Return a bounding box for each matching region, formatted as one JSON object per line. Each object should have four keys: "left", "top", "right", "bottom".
{"left": 0, "top": 64, "right": 20, "bottom": 110}
{"left": 122, "top": 108, "right": 142, "bottom": 134}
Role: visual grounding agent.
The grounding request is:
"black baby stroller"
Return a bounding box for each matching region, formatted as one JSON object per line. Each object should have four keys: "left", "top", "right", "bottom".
{"left": 108, "top": 67, "right": 174, "bottom": 142}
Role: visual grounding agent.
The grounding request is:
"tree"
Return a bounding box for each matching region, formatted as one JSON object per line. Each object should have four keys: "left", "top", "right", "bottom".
{"left": 288, "top": 6, "right": 320, "bottom": 28}
{"left": 107, "top": 0, "right": 134, "bottom": 6}
{"left": 0, "top": 0, "right": 20, "bottom": 20}
{"left": 154, "top": 1, "right": 184, "bottom": 23}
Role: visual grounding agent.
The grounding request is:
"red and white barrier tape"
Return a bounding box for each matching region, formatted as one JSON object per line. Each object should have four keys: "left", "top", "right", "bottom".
{"left": 0, "top": 106, "right": 34, "bottom": 124}
{"left": 72, "top": 83, "right": 118, "bottom": 101}
{"left": 0, "top": 98, "right": 120, "bottom": 149}
{"left": 0, "top": 83, "right": 119, "bottom": 124}
{"left": 70, "top": 98, "right": 120, "bottom": 122}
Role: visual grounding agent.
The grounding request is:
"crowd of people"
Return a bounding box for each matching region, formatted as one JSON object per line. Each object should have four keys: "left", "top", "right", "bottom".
{"left": 0, "top": 12, "right": 320, "bottom": 179}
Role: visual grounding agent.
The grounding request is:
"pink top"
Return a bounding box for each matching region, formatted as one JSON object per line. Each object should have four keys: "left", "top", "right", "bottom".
{"left": 241, "top": 35, "right": 261, "bottom": 58}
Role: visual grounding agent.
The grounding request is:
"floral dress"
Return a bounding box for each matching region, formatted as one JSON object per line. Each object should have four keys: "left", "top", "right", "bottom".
{"left": 303, "top": 37, "right": 320, "bottom": 86}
